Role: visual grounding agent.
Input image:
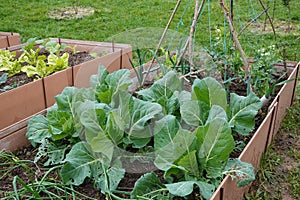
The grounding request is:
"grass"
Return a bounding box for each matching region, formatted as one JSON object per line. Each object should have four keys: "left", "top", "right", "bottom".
{"left": 0, "top": 1, "right": 299, "bottom": 60}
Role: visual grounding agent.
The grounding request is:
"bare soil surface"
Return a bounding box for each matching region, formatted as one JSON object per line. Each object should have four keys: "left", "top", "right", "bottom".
{"left": 48, "top": 6, "right": 95, "bottom": 20}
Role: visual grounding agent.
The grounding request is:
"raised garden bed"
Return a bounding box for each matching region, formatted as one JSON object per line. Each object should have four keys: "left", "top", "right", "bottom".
{"left": 0, "top": 38, "right": 132, "bottom": 151}
{"left": 0, "top": 32, "right": 21, "bottom": 49}
{"left": 210, "top": 61, "right": 299, "bottom": 200}
{"left": 0, "top": 61, "right": 298, "bottom": 199}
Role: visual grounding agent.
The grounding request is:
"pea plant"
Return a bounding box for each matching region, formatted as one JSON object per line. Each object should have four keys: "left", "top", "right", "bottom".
{"left": 250, "top": 45, "right": 284, "bottom": 98}
{"left": 26, "top": 66, "right": 261, "bottom": 199}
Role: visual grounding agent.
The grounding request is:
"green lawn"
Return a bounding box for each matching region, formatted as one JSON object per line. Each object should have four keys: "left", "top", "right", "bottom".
{"left": 0, "top": 0, "right": 299, "bottom": 60}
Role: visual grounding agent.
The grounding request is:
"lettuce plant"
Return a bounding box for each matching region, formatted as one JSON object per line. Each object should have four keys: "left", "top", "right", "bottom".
{"left": 0, "top": 41, "right": 70, "bottom": 80}
{"left": 20, "top": 49, "right": 69, "bottom": 79}
{"left": 26, "top": 66, "right": 262, "bottom": 199}
{"left": 0, "top": 50, "right": 22, "bottom": 77}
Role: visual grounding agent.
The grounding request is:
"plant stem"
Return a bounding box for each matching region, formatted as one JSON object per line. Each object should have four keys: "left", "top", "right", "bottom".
{"left": 109, "top": 192, "right": 131, "bottom": 200}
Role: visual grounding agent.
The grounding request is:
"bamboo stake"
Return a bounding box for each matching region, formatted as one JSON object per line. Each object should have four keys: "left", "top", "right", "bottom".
{"left": 272, "top": 0, "right": 276, "bottom": 22}
{"left": 263, "top": 0, "right": 270, "bottom": 31}
{"left": 219, "top": 0, "right": 249, "bottom": 79}
{"left": 142, "top": 0, "right": 182, "bottom": 85}
{"left": 188, "top": 0, "right": 200, "bottom": 72}
{"left": 258, "top": 0, "right": 277, "bottom": 40}
{"left": 230, "top": 0, "right": 234, "bottom": 24}
{"left": 176, "top": 0, "right": 206, "bottom": 68}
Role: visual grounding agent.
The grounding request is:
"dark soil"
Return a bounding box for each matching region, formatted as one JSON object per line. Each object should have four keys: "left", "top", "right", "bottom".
{"left": 0, "top": 51, "right": 94, "bottom": 93}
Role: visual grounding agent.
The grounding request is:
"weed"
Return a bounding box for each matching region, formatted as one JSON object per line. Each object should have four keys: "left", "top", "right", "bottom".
{"left": 288, "top": 167, "right": 300, "bottom": 199}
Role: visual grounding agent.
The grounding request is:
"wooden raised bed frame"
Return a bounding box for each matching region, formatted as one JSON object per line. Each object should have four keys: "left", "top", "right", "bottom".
{"left": 0, "top": 32, "right": 21, "bottom": 48}
{"left": 0, "top": 61, "right": 298, "bottom": 200}
{"left": 210, "top": 62, "right": 299, "bottom": 200}
{"left": 0, "top": 38, "right": 132, "bottom": 151}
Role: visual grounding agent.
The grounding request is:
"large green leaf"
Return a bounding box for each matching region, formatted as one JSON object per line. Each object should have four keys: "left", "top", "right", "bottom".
{"left": 137, "top": 71, "right": 182, "bottom": 115}
{"left": 224, "top": 158, "right": 255, "bottom": 187}
{"left": 75, "top": 101, "right": 114, "bottom": 159}
{"left": 180, "top": 100, "right": 210, "bottom": 126}
{"left": 137, "top": 71, "right": 182, "bottom": 101}
{"left": 166, "top": 92, "right": 180, "bottom": 116}
{"left": 90, "top": 65, "right": 109, "bottom": 88}
{"left": 177, "top": 150, "right": 199, "bottom": 178}
{"left": 43, "top": 88, "right": 95, "bottom": 142}
{"left": 60, "top": 142, "right": 103, "bottom": 185}
{"left": 165, "top": 180, "right": 215, "bottom": 200}
{"left": 196, "top": 118, "right": 234, "bottom": 178}
{"left": 105, "top": 69, "right": 133, "bottom": 91}
{"left": 192, "top": 77, "right": 227, "bottom": 110}
{"left": 26, "top": 115, "right": 51, "bottom": 147}
{"left": 34, "top": 141, "right": 68, "bottom": 166}
{"left": 92, "top": 68, "right": 132, "bottom": 104}
{"left": 106, "top": 112, "right": 125, "bottom": 145}
{"left": 207, "top": 105, "right": 228, "bottom": 122}
{"left": 55, "top": 87, "right": 77, "bottom": 112}
{"left": 154, "top": 129, "right": 195, "bottom": 171}
{"left": 90, "top": 133, "right": 114, "bottom": 162}
{"left": 154, "top": 115, "right": 179, "bottom": 151}
{"left": 177, "top": 90, "right": 191, "bottom": 105}
{"left": 131, "top": 172, "right": 170, "bottom": 199}
{"left": 228, "top": 92, "right": 262, "bottom": 135}
{"left": 96, "top": 167, "right": 125, "bottom": 194}
{"left": 47, "top": 107, "right": 76, "bottom": 141}
{"left": 76, "top": 101, "right": 108, "bottom": 143}
{"left": 110, "top": 90, "right": 133, "bottom": 125}
{"left": 125, "top": 98, "right": 162, "bottom": 148}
